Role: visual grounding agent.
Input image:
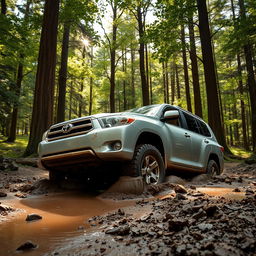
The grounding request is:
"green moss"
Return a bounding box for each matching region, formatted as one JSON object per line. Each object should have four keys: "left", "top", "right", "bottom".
{"left": 0, "top": 135, "right": 29, "bottom": 158}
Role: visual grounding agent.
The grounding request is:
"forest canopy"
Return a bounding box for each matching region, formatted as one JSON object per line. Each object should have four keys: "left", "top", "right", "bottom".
{"left": 0, "top": 0, "right": 255, "bottom": 156}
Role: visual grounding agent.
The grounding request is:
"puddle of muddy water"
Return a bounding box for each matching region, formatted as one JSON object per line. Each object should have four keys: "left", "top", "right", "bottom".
{"left": 196, "top": 187, "right": 245, "bottom": 200}
{"left": 0, "top": 192, "right": 134, "bottom": 256}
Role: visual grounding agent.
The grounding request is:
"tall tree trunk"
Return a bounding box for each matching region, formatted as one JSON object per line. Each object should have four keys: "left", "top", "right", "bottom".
{"left": 238, "top": 0, "right": 256, "bottom": 153}
{"left": 89, "top": 45, "right": 93, "bottom": 115}
{"left": 7, "top": 59, "right": 23, "bottom": 142}
{"left": 122, "top": 49, "right": 127, "bottom": 110}
{"left": 197, "top": 0, "right": 230, "bottom": 153}
{"left": 165, "top": 62, "right": 169, "bottom": 104}
{"left": 230, "top": 0, "right": 248, "bottom": 150}
{"left": 79, "top": 47, "right": 86, "bottom": 117}
{"left": 162, "top": 62, "right": 167, "bottom": 103}
{"left": 130, "top": 47, "right": 136, "bottom": 108}
{"left": 1, "top": 0, "right": 6, "bottom": 15}
{"left": 24, "top": 0, "right": 60, "bottom": 156}
{"left": 7, "top": 0, "right": 31, "bottom": 142}
{"left": 175, "top": 63, "right": 181, "bottom": 101}
{"left": 56, "top": 22, "right": 70, "bottom": 123}
{"left": 110, "top": 6, "right": 117, "bottom": 113}
{"left": 181, "top": 24, "right": 192, "bottom": 112}
{"left": 137, "top": 5, "right": 149, "bottom": 106}
{"left": 170, "top": 61, "right": 175, "bottom": 104}
{"left": 188, "top": 16, "right": 203, "bottom": 117}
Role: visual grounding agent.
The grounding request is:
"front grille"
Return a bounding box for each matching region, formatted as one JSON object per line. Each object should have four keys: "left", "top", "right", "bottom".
{"left": 47, "top": 118, "right": 93, "bottom": 141}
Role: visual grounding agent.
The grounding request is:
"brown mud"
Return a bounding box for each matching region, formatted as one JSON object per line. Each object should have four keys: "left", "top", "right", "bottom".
{"left": 0, "top": 161, "right": 255, "bottom": 256}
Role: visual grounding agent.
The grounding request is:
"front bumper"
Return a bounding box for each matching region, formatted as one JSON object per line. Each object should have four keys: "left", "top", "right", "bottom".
{"left": 38, "top": 123, "right": 137, "bottom": 169}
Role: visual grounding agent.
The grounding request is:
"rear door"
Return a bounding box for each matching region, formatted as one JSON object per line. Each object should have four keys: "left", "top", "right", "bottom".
{"left": 182, "top": 112, "right": 210, "bottom": 169}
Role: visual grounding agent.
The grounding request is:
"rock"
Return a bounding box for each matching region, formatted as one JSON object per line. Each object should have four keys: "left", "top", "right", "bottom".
{"left": 0, "top": 191, "right": 7, "bottom": 197}
{"left": 15, "top": 192, "right": 27, "bottom": 198}
{"left": 0, "top": 204, "right": 14, "bottom": 212}
{"left": 175, "top": 193, "right": 186, "bottom": 200}
{"left": 173, "top": 184, "right": 187, "bottom": 194}
{"left": 9, "top": 162, "right": 19, "bottom": 171}
{"left": 26, "top": 213, "right": 42, "bottom": 222}
{"left": 19, "top": 184, "right": 35, "bottom": 192}
{"left": 105, "top": 225, "right": 130, "bottom": 236}
{"left": 233, "top": 187, "right": 241, "bottom": 192}
{"left": 204, "top": 204, "right": 218, "bottom": 217}
{"left": 16, "top": 241, "right": 37, "bottom": 251}
{"left": 192, "top": 208, "right": 206, "bottom": 220}
{"left": 197, "top": 223, "right": 213, "bottom": 231}
{"left": 168, "top": 218, "right": 188, "bottom": 231}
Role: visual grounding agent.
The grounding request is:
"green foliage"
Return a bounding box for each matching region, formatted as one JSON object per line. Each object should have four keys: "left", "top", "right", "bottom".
{"left": 0, "top": 135, "right": 28, "bottom": 158}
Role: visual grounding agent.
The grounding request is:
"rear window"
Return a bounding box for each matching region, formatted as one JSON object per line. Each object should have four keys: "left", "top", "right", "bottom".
{"left": 197, "top": 120, "right": 211, "bottom": 137}
{"left": 183, "top": 112, "right": 201, "bottom": 134}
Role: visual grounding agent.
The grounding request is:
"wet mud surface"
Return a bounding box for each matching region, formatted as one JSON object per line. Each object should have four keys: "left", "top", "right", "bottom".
{"left": 0, "top": 160, "right": 255, "bottom": 255}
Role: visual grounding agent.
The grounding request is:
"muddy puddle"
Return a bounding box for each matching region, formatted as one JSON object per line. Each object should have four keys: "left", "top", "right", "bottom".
{"left": 0, "top": 192, "right": 134, "bottom": 256}
{"left": 196, "top": 186, "right": 245, "bottom": 200}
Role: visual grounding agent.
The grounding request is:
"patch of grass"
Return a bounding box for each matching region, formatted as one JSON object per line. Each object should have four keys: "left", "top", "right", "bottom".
{"left": 0, "top": 135, "right": 29, "bottom": 158}
{"left": 230, "top": 146, "right": 252, "bottom": 159}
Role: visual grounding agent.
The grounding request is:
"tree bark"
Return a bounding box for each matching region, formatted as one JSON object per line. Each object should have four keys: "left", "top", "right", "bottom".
{"left": 7, "top": 59, "right": 23, "bottom": 142}
{"left": 89, "top": 45, "right": 93, "bottom": 115}
{"left": 162, "top": 62, "right": 167, "bottom": 103}
{"left": 110, "top": 5, "right": 117, "bottom": 113}
{"left": 196, "top": 0, "right": 230, "bottom": 153}
{"left": 188, "top": 16, "right": 203, "bottom": 117}
{"left": 181, "top": 24, "right": 192, "bottom": 112}
{"left": 24, "top": 0, "right": 60, "bottom": 156}
{"left": 137, "top": 5, "right": 149, "bottom": 106}
{"left": 170, "top": 61, "right": 175, "bottom": 104}
{"left": 230, "top": 0, "right": 248, "bottom": 150}
{"left": 238, "top": 0, "right": 256, "bottom": 153}
{"left": 175, "top": 63, "right": 181, "bottom": 101}
{"left": 56, "top": 22, "right": 70, "bottom": 123}
{"left": 7, "top": 0, "right": 31, "bottom": 142}
{"left": 130, "top": 46, "right": 135, "bottom": 108}
{"left": 1, "top": 0, "right": 6, "bottom": 15}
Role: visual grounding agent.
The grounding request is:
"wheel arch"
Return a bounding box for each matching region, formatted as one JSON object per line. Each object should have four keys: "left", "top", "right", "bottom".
{"left": 208, "top": 153, "right": 220, "bottom": 174}
{"left": 135, "top": 132, "right": 166, "bottom": 168}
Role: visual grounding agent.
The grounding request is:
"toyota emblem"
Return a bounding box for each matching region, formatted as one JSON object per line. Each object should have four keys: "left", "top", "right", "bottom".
{"left": 62, "top": 123, "right": 73, "bottom": 133}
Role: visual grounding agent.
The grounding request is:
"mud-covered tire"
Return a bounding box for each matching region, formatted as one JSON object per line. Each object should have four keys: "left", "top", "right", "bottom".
{"left": 125, "top": 144, "right": 165, "bottom": 185}
{"left": 206, "top": 160, "right": 219, "bottom": 177}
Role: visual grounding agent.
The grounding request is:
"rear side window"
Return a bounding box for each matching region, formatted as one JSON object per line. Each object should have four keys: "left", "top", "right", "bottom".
{"left": 183, "top": 112, "right": 200, "bottom": 134}
{"left": 197, "top": 120, "right": 211, "bottom": 137}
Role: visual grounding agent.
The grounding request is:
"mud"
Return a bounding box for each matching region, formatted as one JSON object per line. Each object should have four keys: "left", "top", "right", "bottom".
{"left": 0, "top": 161, "right": 255, "bottom": 255}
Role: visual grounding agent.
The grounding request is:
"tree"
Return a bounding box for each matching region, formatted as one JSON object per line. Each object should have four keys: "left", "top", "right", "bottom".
{"left": 238, "top": 0, "right": 256, "bottom": 153}
{"left": 196, "top": 0, "right": 230, "bottom": 152}
{"left": 188, "top": 12, "right": 202, "bottom": 117}
{"left": 24, "top": 0, "right": 60, "bottom": 156}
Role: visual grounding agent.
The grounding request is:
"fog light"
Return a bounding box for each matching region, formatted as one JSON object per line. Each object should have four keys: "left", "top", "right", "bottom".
{"left": 113, "top": 141, "right": 122, "bottom": 151}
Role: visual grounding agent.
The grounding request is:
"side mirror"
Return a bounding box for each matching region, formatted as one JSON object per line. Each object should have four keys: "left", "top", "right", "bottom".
{"left": 163, "top": 110, "right": 179, "bottom": 120}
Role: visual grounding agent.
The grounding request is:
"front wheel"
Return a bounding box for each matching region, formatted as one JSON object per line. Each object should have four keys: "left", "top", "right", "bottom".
{"left": 128, "top": 144, "right": 165, "bottom": 185}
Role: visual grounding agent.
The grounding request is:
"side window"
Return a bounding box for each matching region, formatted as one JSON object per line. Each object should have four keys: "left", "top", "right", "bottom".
{"left": 183, "top": 112, "right": 200, "bottom": 134}
{"left": 197, "top": 120, "right": 211, "bottom": 137}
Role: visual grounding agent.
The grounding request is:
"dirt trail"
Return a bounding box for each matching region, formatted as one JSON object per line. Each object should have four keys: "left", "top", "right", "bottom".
{"left": 0, "top": 161, "right": 255, "bottom": 256}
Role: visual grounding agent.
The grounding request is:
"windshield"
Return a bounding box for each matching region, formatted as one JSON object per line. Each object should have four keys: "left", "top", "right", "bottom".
{"left": 126, "top": 105, "right": 161, "bottom": 116}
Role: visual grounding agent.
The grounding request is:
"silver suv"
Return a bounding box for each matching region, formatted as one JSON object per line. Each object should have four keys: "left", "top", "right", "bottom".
{"left": 38, "top": 104, "right": 224, "bottom": 185}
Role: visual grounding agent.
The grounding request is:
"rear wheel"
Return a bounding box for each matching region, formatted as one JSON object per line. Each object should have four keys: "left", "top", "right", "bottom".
{"left": 206, "top": 160, "right": 219, "bottom": 177}
{"left": 126, "top": 144, "right": 165, "bottom": 185}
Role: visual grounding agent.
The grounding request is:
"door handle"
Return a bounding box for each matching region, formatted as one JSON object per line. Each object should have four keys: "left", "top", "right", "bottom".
{"left": 204, "top": 139, "right": 209, "bottom": 144}
{"left": 184, "top": 133, "right": 190, "bottom": 138}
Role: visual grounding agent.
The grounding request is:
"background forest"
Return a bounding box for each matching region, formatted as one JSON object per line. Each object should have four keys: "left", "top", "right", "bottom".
{"left": 0, "top": 0, "right": 255, "bottom": 157}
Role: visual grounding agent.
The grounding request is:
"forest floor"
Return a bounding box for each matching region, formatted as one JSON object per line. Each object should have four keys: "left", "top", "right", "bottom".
{"left": 0, "top": 159, "right": 255, "bottom": 256}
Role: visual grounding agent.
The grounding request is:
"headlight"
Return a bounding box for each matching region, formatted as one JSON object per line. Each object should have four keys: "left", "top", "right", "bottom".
{"left": 42, "top": 131, "right": 48, "bottom": 141}
{"left": 99, "top": 116, "right": 135, "bottom": 128}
